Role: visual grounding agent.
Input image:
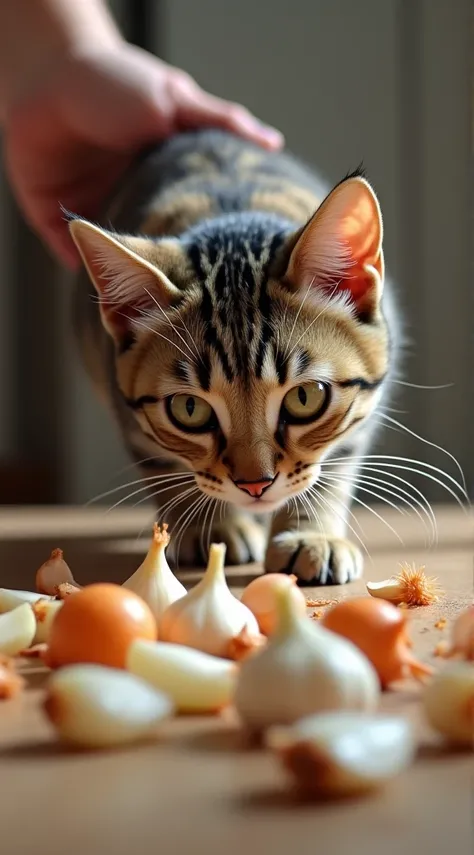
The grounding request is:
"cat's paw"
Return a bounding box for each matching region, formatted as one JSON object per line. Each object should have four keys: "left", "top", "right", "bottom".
{"left": 172, "top": 515, "right": 266, "bottom": 566}
{"left": 264, "top": 530, "right": 363, "bottom": 585}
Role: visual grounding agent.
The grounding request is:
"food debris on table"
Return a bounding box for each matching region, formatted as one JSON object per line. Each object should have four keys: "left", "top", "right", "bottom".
{"left": 305, "top": 598, "right": 338, "bottom": 608}
{"left": 434, "top": 618, "right": 447, "bottom": 630}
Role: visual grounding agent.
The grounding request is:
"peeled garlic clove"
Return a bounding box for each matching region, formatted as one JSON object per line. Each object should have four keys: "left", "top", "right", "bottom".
{"left": 127, "top": 639, "right": 237, "bottom": 713}
{"left": 367, "top": 564, "right": 442, "bottom": 607}
{"left": 240, "top": 573, "right": 307, "bottom": 636}
{"left": 0, "top": 603, "right": 36, "bottom": 655}
{"left": 159, "top": 542, "right": 259, "bottom": 657}
{"left": 267, "top": 711, "right": 415, "bottom": 797}
{"left": 0, "top": 588, "right": 53, "bottom": 613}
{"left": 123, "top": 523, "right": 186, "bottom": 624}
{"left": 422, "top": 662, "right": 474, "bottom": 747}
{"left": 43, "top": 663, "right": 174, "bottom": 748}
{"left": 233, "top": 585, "right": 380, "bottom": 733}
{"left": 32, "top": 599, "right": 63, "bottom": 644}
{"left": 366, "top": 579, "right": 406, "bottom": 604}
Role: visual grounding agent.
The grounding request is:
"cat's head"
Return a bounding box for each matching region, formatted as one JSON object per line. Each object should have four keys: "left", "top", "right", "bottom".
{"left": 70, "top": 173, "right": 389, "bottom": 513}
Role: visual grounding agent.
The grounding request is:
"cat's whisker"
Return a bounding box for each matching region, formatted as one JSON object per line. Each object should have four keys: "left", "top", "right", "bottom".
{"left": 322, "top": 458, "right": 468, "bottom": 513}
{"left": 134, "top": 483, "right": 198, "bottom": 511}
{"left": 322, "top": 454, "right": 469, "bottom": 506}
{"left": 118, "top": 311, "right": 196, "bottom": 363}
{"left": 283, "top": 279, "right": 314, "bottom": 360}
{"left": 388, "top": 379, "right": 455, "bottom": 390}
{"left": 173, "top": 494, "right": 210, "bottom": 570}
{"left": 87, "top": 471, "right": 194, "bottom": 505}
{"left": 156, "top": 486, "right": 201, "bottom": 524}
{"left": 319, "top": 473, "right": 434, "bottom": 548}
{"left": 206, "top": 499, "right": 219, "bottom": 557}
{"left": 142, "top": 286, "right": 203, "bottom": 367}
{"left": 104, "top": 475, "right": 195, "bottom": 514}
{"left": 319, "top": 468, "right": 437, "bottom": 547}
{"left": 377, "top": 411, "right": 468, "bottom": 497}
{"left": 199, "top": 494, "right": 215, "bottom": 562}
{"left": 315, "top": 481, "right": 403, "bottom": 545}
{"left": 284, "top": 281, "right": 340, "bottom": 364}
{"left": 308, "top": 484, "right": 372, "bottom": 562}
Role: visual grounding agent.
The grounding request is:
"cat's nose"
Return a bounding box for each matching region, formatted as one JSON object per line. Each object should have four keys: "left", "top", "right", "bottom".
{"left": 233, "top": 477, "right": 275, "bottom": 498}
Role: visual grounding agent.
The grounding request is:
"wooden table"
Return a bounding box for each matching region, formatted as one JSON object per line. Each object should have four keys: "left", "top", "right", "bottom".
{"left": 0, "top": 504, "right": 472, "bottom": 855}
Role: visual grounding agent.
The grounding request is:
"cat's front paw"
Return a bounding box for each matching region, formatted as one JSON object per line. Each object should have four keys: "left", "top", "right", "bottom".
{"left": 172, "top": 515, "right": 266, "bottom": 567}
{"left": 264, "top": 530, "right": 363, "bottom": 585}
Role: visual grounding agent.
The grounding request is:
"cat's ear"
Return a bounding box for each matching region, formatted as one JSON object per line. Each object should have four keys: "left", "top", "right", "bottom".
{"left": 285, "top": 175, "right": 384, "bottom": 319}
{"left": 69, "top": 218, "right": 182, "bottom": 346}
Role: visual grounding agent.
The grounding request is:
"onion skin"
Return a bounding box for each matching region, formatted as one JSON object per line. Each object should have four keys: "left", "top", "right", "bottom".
{"left": 321, "top": 597, "right": 433, "bottom": 689}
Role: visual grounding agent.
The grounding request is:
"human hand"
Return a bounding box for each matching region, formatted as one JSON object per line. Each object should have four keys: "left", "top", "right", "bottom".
{"left": 3, "top": 43, "right": 283, "bottom": 268}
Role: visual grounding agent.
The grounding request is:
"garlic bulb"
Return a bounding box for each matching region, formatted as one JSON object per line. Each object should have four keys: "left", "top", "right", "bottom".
{"left": 127, "top": 639, "right": 237, "bottom": 713}
{"left": 43, "top": 664, "right": 174, "bottom": 748}
{"left": 159, "top": 542, "right": 259, "bottom": 657}
{"left": 266, "top": 712, "right": 415, "bottom": 797}
{"left": 422, "top": 662, "right": 474, "bottom": 747}
{"left": 0, "top": 604, "right": 37, "bottom": 656}
{"left": 122, "top": 523, "right": 186, "bottom": 623}
{"left": 233, "top": 585, "right": 380, "bottom": 732}
{"left": 36, "top": 548, "right": 79, "bottom": 595}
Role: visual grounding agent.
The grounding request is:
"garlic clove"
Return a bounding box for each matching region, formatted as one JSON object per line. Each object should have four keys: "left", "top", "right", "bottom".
{"left": 127, "top": 638, "right": 237, "bottom": 713}
{"left": 266, "top": 711, "right": 416, "bottom": 797}
{"left": 0, "top": 588, "right": 53, "bottom": 613}
{"left": 159, "top": 542, "right": 260, "bottom": 657}
{"left": 32, "top": 599, "right": 63, "bottom": 644}
{"left": 367, "top": 563, "right": 442, "bottom": 607}
{"left": 422, "top": 662, "right": 474, "bottom": 747}
{"left": 43, "top": 663, "right": 174, "bottom": 748}
{"left": 122, "top": 523, "right": 186, "bottom": 624}
{"left": 240, "top": 573, "right": 307, "bottom": 636}
{"left": 366, "top": 579, "right": 406, "bottom": 604}
{"left": 233, "top": 585, "right": 380, "bottom": 733}
{"left": 0, "top": 603, "right": 37, "bottom": 656}
{"left": 36, "top": 548, "right": 79, "bottom": 595}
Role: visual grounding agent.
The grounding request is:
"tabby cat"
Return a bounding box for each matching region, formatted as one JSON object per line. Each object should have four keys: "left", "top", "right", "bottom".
{"left": 69, "top": 129, "right": 401, "bottom": 585}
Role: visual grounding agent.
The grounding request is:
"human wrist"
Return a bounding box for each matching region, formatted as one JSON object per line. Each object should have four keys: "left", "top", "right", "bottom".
{"left": 0, "top": 0, "right": 122, "bottom": 121}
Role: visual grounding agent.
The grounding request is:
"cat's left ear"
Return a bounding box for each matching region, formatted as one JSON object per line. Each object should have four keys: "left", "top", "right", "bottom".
{"left": 285, "top": 175, "right": 384, "bottom": 320}
{"left": 69, "top": 218, "right": 182, "bottom": 346}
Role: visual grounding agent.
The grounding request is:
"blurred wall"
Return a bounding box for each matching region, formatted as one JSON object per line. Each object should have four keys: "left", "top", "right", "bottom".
{"left": 0, "top": 0, "right": 472, "bottom": 507}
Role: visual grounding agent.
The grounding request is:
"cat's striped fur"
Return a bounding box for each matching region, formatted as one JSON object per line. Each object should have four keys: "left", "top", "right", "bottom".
{"left": 70, "top": 129, "right": 401, "bottom": 584}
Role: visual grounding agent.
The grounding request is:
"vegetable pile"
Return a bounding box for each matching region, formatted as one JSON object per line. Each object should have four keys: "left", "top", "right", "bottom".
{"left": 0, "top": 526, "right": 472, "bottom": 801}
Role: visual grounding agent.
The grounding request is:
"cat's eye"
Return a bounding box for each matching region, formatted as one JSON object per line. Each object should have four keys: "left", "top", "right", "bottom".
{"left": 282, "top": 381, "right": 330, "bottom": 424}
{"left": 167, "top": 394, "right": 217, "bottom": 432}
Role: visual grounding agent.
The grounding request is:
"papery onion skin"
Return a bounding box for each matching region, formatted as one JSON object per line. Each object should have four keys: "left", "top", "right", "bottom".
{"left": 45, "top": 583, "right": 157, "bottom": 670}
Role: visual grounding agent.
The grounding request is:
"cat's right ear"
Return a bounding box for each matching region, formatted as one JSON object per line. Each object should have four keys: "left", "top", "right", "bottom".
{"left": 69, "top": 218, "right": 182, "bottom": 346}
{"left": 284, "top": 174, "right": 384, "bottom": 320}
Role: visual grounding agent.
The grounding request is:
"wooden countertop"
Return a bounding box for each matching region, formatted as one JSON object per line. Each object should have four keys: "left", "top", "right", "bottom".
{"left": 0, "top": 504, "right": 472, "bottom": 855}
